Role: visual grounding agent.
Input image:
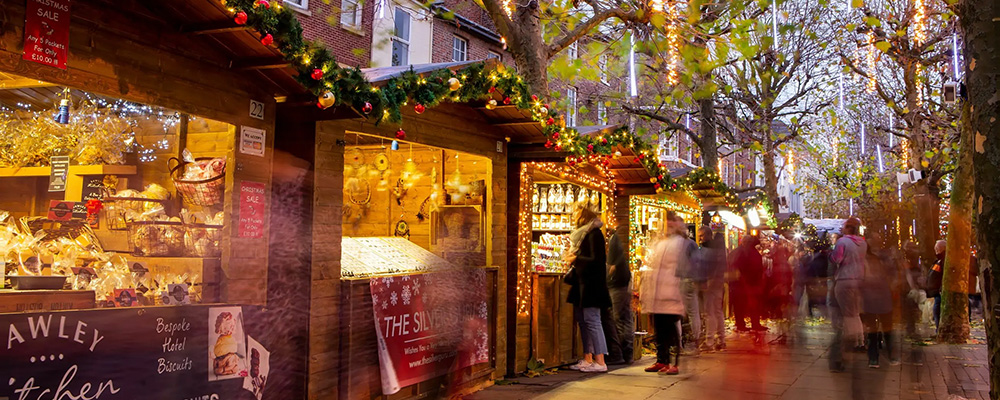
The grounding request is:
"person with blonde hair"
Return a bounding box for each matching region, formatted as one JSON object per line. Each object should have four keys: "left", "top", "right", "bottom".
{"left": 564, "top": 206, "right": 612, "bottom": 372}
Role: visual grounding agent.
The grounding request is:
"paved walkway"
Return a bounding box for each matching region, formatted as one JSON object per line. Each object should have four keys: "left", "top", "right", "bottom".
{"left": 469, "top": 324, "right": 991, "bottom": 400}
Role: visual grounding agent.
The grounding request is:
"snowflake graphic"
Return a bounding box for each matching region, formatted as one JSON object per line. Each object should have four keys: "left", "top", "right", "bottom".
{"left": 475, "top": 331, "right": 489, "bottom": 361}
{"left": 401, "top": 285, "right": 412, "bottom": 305}
{"left": 477, "top": 302, "right": 488, "bottom": 320}
{"left": 421, "top": 293, "right": 428, "bottom": 304}
{"left": 384, "top": 276, "right": 395, "bottom": 285}
{"left": 412, "top": 279, "right": 421, "bottom": 294}
{"left": 382, "top": 300, "right": 388, "bottom": 310}
{"left": 402, "top": 275, "right": 410, "bottom": 281}
{"left": 390, "top": 291, "right": 398, "bottom": 306}
{"left": 372, "top": 294, "right": 379, "bottom": 306}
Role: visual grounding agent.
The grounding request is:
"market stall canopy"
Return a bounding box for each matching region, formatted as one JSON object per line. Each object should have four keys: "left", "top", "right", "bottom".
{"left": 573, "top": 124, "right": 661, "bottom": 195}
{"left": 803, "top": 218, "right": 846, "bottom": 233}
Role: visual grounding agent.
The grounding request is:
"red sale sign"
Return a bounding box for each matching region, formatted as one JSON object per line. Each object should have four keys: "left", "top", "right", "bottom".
{"left": 23, "top": 0, "right": 71, "bottom": 69}
{"left": 238, "top": 180, "right": 266, "bottom": 238}
{"left": 370, "top": 270, "right": 489, "bottom": 394}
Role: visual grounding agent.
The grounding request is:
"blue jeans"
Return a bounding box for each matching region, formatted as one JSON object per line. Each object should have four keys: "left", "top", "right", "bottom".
{"left": 576, "top": 307, "right": 608, "bottom": 355}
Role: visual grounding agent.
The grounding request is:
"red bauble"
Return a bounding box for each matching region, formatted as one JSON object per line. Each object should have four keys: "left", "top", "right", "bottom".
{"left": 362, "top": 102, "right": 373, "bottom": 114}
{"left": 602, "top": 159, "right": 610, "bottom": 166}
{"left": 260, "top": 33, "right": 273, "bottom": 46}
{"left": 531, "top": 95, "right": 538, "bottom": 101}
{"left": 551, "top": 132, "right": 560, "bottom": 139}
{"left": 554, "top": 145, "right": 562, "bottom": 152}
{"left": 311, "top": 69, "right": 324, "bottom": 80}
{"left": 544, "top": 140, "right": 554, "bottom": 148}
{"left": 633, "top": 157, "right": 640, "bottom": 163}
{"left": 234, "top": 11, "right": 248, "bottom": 25}
{"left": 503, "top": 97, "right": 511, "bottom": 105}
{"left": 638, "top": 153, "right": 646, "bottom": 159}
{"left": 546, "top": 117, "right": 555, "bottom": 125}
{"left": 488, "top": 87, "right": 497, "bottom": 93}
{"left": 568, "top": 160, "right": 576, "bottom": 166}
{"left": 671, "top": 183, "right": 678, "bottom": 189}
{"left": 395, "top": 129, "right": 406, "bottom": 139}
{"left": 316, "top": 101, "right": 324, "bottom": 109}
{"left": 414, "top": 104, "right": 425, "bottom": 114}
{"left": 654, "top": 183, "right": 661, "bottom": 189}
{"left": 601, "top": 138, "right": 608, "bottom": 145}
{"left": 256, "top": 0, "right": 270, "bottom": 8}
{"left": 587, "top": 144, "right": 594, "bottom": 152}
{"left": 658, "top": 175, "right": 664, "bottom": 180}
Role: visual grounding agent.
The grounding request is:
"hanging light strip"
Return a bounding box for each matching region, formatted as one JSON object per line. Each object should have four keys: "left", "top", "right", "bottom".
{"left": 913, "top": 0, "right": 927, "bottom": 45}
{"left": 665, "top": 0, "right": 680, "bottom": 85}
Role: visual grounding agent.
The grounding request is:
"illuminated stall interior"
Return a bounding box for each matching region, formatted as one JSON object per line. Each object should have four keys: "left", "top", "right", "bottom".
{"left": 628, "top": 194, "right": 701, "bottom": 271}
{"left": 0, "top": 73, "right": 234, "bottom": 308}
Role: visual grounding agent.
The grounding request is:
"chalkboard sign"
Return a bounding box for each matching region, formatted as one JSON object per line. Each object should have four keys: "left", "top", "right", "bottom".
{"left": 0, "top": 305, "right": 272, "bottom": 399}
{"left": 81, "top": 175, "right": 107, "bottom": 202}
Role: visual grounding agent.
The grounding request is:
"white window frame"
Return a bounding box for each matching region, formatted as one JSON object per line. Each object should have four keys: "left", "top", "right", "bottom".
{"left": 452, "top": 36, "right": 468, "bottom": 62}
{"left": 487, "top": 51, "right": 502, "bottom": 61}
{"left": 391, "top": 7, "right": 411, "bottom": 67}
{"left": 660, "top": 135, "right": 679, "bottom": 160}
{"left": 566, "top": 87, "right": 578, "bottom": 126}
{"left": 599, "top": 54, "right": 609, "bottom": 85}
{"left": 339, "top": 0, "right": 361, "bottom": 29}
{"left": 286, "top": 0, "right": 309, "bottom": 11}
{"left": 568, "top": 42, "right": 578, "bottom": 60}
{"left": 597, "top": 101, "right": 607, "bottom": 124}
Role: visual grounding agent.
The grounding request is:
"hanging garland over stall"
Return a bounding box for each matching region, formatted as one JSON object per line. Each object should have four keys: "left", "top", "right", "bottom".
{"left": 221, "top": 0, "right": 771, "bottom": 217}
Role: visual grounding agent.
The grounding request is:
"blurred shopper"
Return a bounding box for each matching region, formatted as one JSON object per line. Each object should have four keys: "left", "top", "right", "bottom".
{"left": 697, "top": 227, "right": 728, "bottom": 352}
{"left": 928, "top": 240, "right": 946, "bottom": 333}
{"left": 861, "top": 232, "right": 899, "bottom": 368}
{"left": 901, "top": 241, "right": 925, "bottom": 339}
{"left": 640, "top": 212, "right": 686, "bottom": 375}
{"left": 969, "top": 253, "right": 981, "bottom": 322}
{"left": 677, "top": 222, "right": 702, "bottom": 353}
{"left": 830, "top": 217, "right": 867, "bottom": 366}
{"left": 768, "top": 235, "right": 795, "bottom": 342}
{"left": 565, "top": 207, "right": 612, "bottom": 373}
{"left": 604, "top": 222, "right": 632, "bottom": 364}
{"left": 731, "top": 235, "right": 766, "bottom": 332}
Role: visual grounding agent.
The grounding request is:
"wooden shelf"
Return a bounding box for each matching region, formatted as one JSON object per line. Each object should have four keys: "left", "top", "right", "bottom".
{"left": 0, "top": 164, "right": 137, "bottom": 177}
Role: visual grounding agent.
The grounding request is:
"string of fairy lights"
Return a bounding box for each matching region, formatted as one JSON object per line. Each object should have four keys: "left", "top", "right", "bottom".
{"left": 627, "top": 194, "right": 700, "bottom": 271}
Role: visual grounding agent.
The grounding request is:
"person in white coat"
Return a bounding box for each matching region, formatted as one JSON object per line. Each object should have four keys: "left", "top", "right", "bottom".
{"left": 640, "top": 213, "right": 687, "bottom": 375}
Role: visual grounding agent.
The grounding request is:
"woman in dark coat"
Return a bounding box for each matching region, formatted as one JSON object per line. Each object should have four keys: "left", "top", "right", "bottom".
{"left": 565, "top": 206, "right": 612, "bottom": 372}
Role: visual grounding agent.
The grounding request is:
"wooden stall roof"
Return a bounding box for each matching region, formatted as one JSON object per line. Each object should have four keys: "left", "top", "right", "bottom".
{"left": 570, "top": 124, "right": 659, "bottom": 195}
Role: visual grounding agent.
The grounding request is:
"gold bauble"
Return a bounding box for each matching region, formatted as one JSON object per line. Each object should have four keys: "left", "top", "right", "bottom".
{"left": 448, "top": 77, "right": 462, "bottom": 91}
{"left": 318, "top": 91, "right": 336, "bottom": 109}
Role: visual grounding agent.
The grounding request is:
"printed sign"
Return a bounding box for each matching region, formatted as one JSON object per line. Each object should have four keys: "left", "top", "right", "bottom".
{"left": 238, "top": 181, "right": 266, "bottom": 238}
{"left": 249, "top": 100, "right": 265, "bottom": 120}
{"left": 22, "top": 0, "right": 71, "bottom": 69}
{"left": 369, "top": 270, "right": 489, "bottom": 394}
{"left": 162, "top": 283, "right": 191, "bottom": 305}
{"left": 48, "top": 155, "right": 69, "bottom": 192}
{"left": 47, "top": 200, "right": 76, "bottom": 221}
{"left": 81, "top": 175, "right": 106, "bottom": 202}
{"left": 240, "top": 126, "right": 266, "bottom": 157}
{"left": 0, "top": 306, "right": 270, "bottom": 399}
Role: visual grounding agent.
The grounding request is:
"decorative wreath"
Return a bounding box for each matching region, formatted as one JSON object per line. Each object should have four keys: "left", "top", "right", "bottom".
{"left": 374, "top": 153, "right": 390, "bottom": 171}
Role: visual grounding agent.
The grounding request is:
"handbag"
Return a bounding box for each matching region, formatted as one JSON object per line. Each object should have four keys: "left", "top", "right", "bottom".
{"left": 562, "top": 265, "right": 579, "bottom": 285}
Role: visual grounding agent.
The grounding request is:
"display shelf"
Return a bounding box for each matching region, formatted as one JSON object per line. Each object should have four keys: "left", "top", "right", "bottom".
{"left": 531, "top": 229, "right": 572, "bottom": 233}
{"left": 0, "top": 164, "right": 137, "bottom": 177}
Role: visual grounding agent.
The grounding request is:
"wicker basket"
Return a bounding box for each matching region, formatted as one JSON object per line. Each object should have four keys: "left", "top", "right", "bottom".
{"left": 103, "top": 197, "right": 172, "bottom": 230}
{"left": 184, "top": 223, "right": 223, "bottom": 257}
{"left": 126, "top": 221, "right": 186, "bottom": 257}
{"left": 168, "top": 157, "right": 226, "bottom": 206}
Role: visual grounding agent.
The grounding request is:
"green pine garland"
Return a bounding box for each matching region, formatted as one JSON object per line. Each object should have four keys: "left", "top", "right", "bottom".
{"left": 224, "top": 0, "right": 773, "bottom": 221}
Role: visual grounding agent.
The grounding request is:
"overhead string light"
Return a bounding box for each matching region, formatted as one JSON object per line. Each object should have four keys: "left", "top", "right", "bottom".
{"left": 913, "top": 0, "right": 927, "bottom": 45}
{"left": 866, "top": 31, "right": 878, "bottom": 93}
{"left": 771, "top": 0, "right": 779, "bottom": 45}
{"left": 501, "top": 0, "right": 513, "bottom": 18}
{"left": 665, "top": 0, "right": 681, "bottom": 85}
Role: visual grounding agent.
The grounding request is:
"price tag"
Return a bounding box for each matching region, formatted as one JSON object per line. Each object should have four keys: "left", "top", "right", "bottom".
{"left": 249, "top": 99, "right": 265, "bottom": 120}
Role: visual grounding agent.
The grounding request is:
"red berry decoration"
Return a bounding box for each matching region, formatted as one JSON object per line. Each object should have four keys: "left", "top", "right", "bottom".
{"left": 395, "top": 129, "right": 406, "bottom": 140}
{"left": 503, "top": 97, "right": 511, "bottom": 105}
{"left": 234, "top": 11, "right": 248, "bottom": 25}
{"left": 256, "top": 0, "right": 270, "bottom": 8}
{"left": 260, "top": 33, "right": 273, "bottom": 46}
{"left": 587, "top": 144, "right": 594, "bottom": 152}
{"left": 311, "top": 69, "right": 324, "bottom": 80}
{"left": 362, "top": 102, "right": 373, "bottom": 114}
{"left": 544, "top": 140, "right": 554, "bottom": 148}
{"left": 414, "top": 104, "right": 425, "bottom": 114}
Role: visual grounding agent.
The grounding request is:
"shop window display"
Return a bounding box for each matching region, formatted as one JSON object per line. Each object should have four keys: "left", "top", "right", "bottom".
{"left": 0, "top": 74, "right": 233, "bottom": 309}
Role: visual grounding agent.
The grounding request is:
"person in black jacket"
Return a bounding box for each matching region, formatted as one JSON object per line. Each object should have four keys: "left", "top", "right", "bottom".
{"left": 565, "top": 206, "right": 612, "bottom": 373}
{"left": 604, "top": 223, "right": 632, "bottom": 363}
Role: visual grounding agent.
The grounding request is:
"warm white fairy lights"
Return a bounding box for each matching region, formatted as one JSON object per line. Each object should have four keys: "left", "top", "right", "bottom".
{"left": 866, "top": 32, "right": 878, "bottom": 93}
{"left": 913, "top": 0, "right": 927, "bottom": 45}
{"left": 665, "top": 0, "right": 681, "bottom": 85}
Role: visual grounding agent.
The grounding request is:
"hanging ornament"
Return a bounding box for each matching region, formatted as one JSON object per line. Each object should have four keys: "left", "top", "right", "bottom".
{"left": 395, "top": 129, "right": 406, "bottom": 140}
{"left": 531, "top": 95, "right": 539, "bottom": 102}
{"left": 554, "top": 145, "right": 562, "bottom": 152}
{"left": 587, "top": 144, "right": 594, "bottom": 152}
{"left": 414, "top": 104, "right": 425, "bottom": 114}
{"left": 390, "top": 140, "right": 400, "bottom": 151}
{"left": 448, "top": 77, "right": 462, "bottom": 91}
{"left": 485, "top": 99, "right": 497, "bottom": 110}
{"left": 256, "top": 0, "right": 270, "bottom": 8}
{"left": 503, "top": 97, "right": 511, "bottom": 105}
{"left": 55, "top": 98, "right": 70, "bottom": 124}
{"left": 654, "top": 183, "right": 662, "bottom": 190}
{"left": 488, "top": 87, "right": 497, "bottom": 94}
{"left": 551, "top": 132, "right": 560, "bottom": 139}
{"left": 362, "top": 102, "right": 373, "bottom": 114}
{"left": 311, "top": 68, "right": 324, "bottom": 80}
{"left": 539, "top": 107, "right": 548, "bottom": 114}
{"left": 317, "top": 91, "right": 336, "bottom": 109}
{"left": 650, "top": 177, "right": 657, "bottom": 183}
{"left": 260, "top": 33, "right": 273, "bottom": 46}
{"left": 601, "top": 138, "right": 608, "bottom": 145}
{"left": 546, "top": 117, "right": 555, "bottom": 126}
{"left": 614, "top": 150, "right": 622, "bottom": 157}
{"left": 544, "top": 140, "right": 554, "bottom": 148}
{"left": 234, "top": 11, "right": 248, "bottom": 25}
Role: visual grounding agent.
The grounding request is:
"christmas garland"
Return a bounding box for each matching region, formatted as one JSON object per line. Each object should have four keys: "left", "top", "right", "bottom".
{"left": 223, "top": 0, "right": 773, "bottom": 220}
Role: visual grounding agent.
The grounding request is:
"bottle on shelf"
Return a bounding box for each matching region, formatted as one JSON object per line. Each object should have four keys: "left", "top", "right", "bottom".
{"left": 532, "top": 184, "right": 539, "bottom": 213}
{"left": 565, "top": 185, "right": 575, "bottom": 211}
{"left": 539, "top": 185, "right": 548, "bottom": 213}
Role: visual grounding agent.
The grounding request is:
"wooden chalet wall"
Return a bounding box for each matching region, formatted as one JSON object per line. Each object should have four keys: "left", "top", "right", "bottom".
{"left": 308, "top": 101, "right": 509, "bottom": 399}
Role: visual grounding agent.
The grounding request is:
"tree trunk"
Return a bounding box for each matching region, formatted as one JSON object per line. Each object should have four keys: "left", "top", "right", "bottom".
{"left": 698, "top": 97, "right": 718, "bottom": 170}
{"left": 508, "top": 9, "right": 547, "bottom": 94}
{"left": 938, "top": 101, "right": 973, "bottom": 343}
{"left": 761, "top": 133, "right": 780, "bottom": 216}
{"left": 914, "top": 181, "right": 940, "bottom": 267}
{"left": 955, "top": 0, "right": 1000, "bottom": 396}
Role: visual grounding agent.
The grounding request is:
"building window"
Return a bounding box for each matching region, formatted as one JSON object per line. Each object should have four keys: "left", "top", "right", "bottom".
{"left": 286, "top": 0, "right": 309, "bottom": 10}
{"left": 391, "top": 8, "right": 411, "bottom": 66}
{"left": 566, "top": 87, "right": 577, "bottom": 126}
{"left": 487, "top": 51, "right": 502, "bottom": 61}
{"left": 597, "top": 101, "right": 607, "bottom": 124}
{"left": 452, "top": 36, "right": 468, "bottom": 62}
{"left": 660, "top": 135, "right": 679, "bottom": 160}
{"left": 340, "top": 0, "right": 361, "bottom": 29}
{"left": 599, "top": 54, "right": 608, "bottom": 84}
{"left": 568, "top": 42, "right": 578, "bottom": 60}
